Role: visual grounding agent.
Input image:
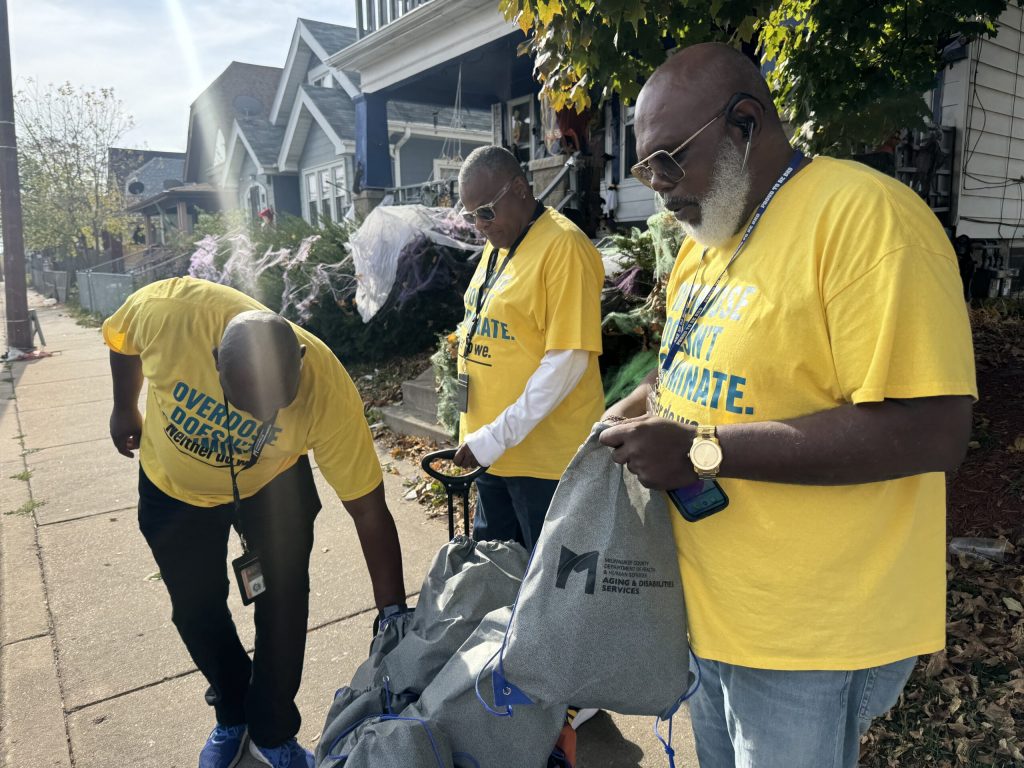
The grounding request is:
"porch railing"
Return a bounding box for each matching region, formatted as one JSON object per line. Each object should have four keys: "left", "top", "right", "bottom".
{"left": 356, "top": 0, "right": 433, "bottom": 39}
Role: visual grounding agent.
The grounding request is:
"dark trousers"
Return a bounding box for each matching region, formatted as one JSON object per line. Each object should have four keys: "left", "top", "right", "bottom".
{"left": 138, "top": 457, "right": 321, "bottom": 748}
{"left": 472, "top": 472, "right": 558, "bottom": 552}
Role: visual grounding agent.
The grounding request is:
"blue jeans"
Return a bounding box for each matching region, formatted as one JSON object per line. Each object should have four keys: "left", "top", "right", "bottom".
{"left": 472, "top": 472, "right": 558, "bottom": 551}
{"left": 689, "top": 655, "right": 917, "bottom": 768}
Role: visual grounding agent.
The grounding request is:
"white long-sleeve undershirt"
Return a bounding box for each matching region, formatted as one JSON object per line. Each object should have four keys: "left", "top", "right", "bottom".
{"left": 464, "top": 348, "right": 591, "bottom": 468}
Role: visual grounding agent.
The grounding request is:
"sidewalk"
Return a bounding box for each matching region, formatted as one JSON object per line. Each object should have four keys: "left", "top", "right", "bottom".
{"left": 0, "top": 285, "right": 696, "bottom": 768}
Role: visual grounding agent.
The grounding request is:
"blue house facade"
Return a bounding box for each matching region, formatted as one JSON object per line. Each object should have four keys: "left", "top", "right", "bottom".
{"left": 331, "top": 0, "right": 659, "bottom": 226}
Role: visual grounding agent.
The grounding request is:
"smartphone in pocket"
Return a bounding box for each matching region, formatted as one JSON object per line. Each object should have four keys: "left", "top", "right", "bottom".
{"left": 667, "top": 479, "right": 729, "bottom": 522}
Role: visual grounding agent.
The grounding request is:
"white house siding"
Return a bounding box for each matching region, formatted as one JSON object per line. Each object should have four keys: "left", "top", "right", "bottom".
{"left": 950, "top": 5, "right": 1024, "bottom": 242}
{"left": 614, "top": 178, "right": 659, "bottom": 223}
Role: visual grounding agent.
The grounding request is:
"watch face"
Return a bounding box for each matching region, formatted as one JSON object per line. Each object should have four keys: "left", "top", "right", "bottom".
{"left": 691, "top": 440, "right": 723, "bottom": 471}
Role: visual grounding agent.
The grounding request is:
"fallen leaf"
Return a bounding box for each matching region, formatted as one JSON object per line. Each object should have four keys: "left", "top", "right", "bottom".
{"left": 1002, "top": 596, "right": 1023, "bottom": 613}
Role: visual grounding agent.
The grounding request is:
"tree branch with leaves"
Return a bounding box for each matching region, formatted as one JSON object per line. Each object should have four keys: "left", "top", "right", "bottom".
{"left": 15, "top": 80, "right": 135, "bottom": 264}
{"left": 499, "top": 0, "right": 1017, "bottom": 154}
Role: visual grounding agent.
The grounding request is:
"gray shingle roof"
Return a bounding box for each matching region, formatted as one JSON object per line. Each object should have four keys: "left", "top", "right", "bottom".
{"left": 302, "top": 85, "right": 357, "bottom": 139}
{"left": 388, "top": 101, "right": 492, "bottom": 133}
{"left": 235, "top": 116, "right": 286, "bottom": 168}
{"left": 125, "top": 156, "right": 186, "bottom": 204}
{"left": 299, "top": 19, "right": 358, "bottom": 56}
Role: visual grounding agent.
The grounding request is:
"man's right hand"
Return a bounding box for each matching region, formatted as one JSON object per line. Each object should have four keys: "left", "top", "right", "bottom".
{"left": 110, "top": 407, "right": 143, "bottom": 457}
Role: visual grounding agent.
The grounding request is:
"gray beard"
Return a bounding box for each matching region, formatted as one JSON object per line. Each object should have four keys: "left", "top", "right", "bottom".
{"left": 680, "top": 141, "right": 752, "bottom": 249}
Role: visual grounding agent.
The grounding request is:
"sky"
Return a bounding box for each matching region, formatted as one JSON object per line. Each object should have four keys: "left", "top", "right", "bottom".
{"left": 10, "top": 0, "right": 357, "bottom": 152}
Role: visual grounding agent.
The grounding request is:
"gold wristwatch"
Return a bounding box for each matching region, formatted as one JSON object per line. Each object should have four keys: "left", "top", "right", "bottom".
{"left": 689, "top": 425, "right": 723, "bottom": 479}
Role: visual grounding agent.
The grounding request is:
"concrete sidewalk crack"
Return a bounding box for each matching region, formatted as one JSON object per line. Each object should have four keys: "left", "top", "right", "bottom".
{"left": 1, "top": 630, "right": 50, "bottom": 648}
{"left": 37, "top": 506, "right": 137, "bottom": 528}
{"left": 5, "top": 380, "right": 78, "bottom": 767}
{"left": 62, "top": 592, "right": 424, "bottom": 717}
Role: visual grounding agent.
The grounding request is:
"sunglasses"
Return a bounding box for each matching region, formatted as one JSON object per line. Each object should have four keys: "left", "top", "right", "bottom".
{"left": 630, "top": 92, "right": 760, "bottom": 188}
{"left": 456, "top": 178, "right": 515, "bottom": 224}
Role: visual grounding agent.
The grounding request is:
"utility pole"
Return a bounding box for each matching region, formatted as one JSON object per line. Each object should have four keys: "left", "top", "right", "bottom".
{"left": 0, "top": 0, "right": 32, "bottom": 352}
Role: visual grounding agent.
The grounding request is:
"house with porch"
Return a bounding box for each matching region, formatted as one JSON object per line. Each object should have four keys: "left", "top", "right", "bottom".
{"left": 219, "top": 17, "right": 493, "bottom": 226}
{"left": 328, "top": 0, "right": 659, "bottom": 229}
{"left": 127, "top": 61, "right": 282, "bottom": 245}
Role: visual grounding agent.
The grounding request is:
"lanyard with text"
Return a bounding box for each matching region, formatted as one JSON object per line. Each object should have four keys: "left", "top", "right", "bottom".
{"left": 224, "top": 398, "right": 277, "bottom": 605}
{"left": 661, "top": 150, "right": 805, "bottom": 374}
{"left": 461, "top": 202, "right": 546, "bottom": 360}
{"left": 223, "top": 398, "right": 277, "bottom": 552}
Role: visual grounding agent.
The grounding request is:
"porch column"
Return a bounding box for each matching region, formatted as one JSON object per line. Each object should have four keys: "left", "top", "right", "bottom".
{"left": 176, "top": 201, "right": 192, "bottom": 234}
{"left": 354, "top": 92, "right": 393, "bottom": 189}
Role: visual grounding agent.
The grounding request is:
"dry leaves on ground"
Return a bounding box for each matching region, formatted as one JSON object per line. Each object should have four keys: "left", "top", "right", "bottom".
{"left": 861, "top": 532, "right": 1024, "bottom": 767}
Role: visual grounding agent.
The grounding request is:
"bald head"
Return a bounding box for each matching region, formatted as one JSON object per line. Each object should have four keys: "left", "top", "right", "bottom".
{"left": 644, "top": 44, "right": 775, "bottom": 119}
{"left": 458, "top": 145, "right": 527, "bottom": 189}
{"left": 215, "top": 311, "right": 304, "bottom": 421}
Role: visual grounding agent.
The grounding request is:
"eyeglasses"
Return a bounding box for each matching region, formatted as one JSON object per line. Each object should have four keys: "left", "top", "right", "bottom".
{"left": 456, "top": 179, "right": 514, "bottom": 224}
{"left": 630, "top": 92, "right": 760, "bottom": 188}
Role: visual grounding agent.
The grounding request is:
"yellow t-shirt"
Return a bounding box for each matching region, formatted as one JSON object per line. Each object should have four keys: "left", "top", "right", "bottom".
{"left": 457, "top": 207, "right": 605, "bottom": 479}
{"left": 658, "top": 157, "right": 977, "bottom": 670}
{"left": 102, "top": 277, "right": 382, "bottom": 507}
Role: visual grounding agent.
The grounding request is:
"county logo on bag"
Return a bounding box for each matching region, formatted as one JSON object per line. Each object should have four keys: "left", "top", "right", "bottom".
{"left": 493, "top": 423, "right": 694, "bottom": 720}
{"left": 555, "top": 547, "right": 599, "bottom": 594}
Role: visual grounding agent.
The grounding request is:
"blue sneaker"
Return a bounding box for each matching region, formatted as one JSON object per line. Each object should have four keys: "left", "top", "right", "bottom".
{"left": 198, "top": 723, "right": 247, "bottom": 768}
{"left": 249, "top": 738, "right": 314, "bottom": 768}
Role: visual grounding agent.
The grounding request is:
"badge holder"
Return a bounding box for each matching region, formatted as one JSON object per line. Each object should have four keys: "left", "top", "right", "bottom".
{"left": 456, "top": 373, "right": 470, "bottom": 413}
{"left": 232, "top": 550, "right": 266, "bottom": 605}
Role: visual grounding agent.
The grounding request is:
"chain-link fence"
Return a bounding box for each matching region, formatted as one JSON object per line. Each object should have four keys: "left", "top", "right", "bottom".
{"left": 28, "top": 247, "right": 192, "bottom": 318}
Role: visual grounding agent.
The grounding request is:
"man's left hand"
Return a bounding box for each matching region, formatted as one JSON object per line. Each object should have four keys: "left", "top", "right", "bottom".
{"left": 453, "top": 443, "right": 480, "bottom": 469}
{"left": 599, "top": 415, "right": 697, "bottom": 490}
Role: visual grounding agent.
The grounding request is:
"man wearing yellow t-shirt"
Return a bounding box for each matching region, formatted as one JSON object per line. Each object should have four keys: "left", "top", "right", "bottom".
{"left": 600, "top": 45, "right": 976, "bottom": 767}
{"left": 451, "top": 146, "right": 605, "bottom": 551}
{"left": 103, "top": 278, "right": 406, "bottom": 768}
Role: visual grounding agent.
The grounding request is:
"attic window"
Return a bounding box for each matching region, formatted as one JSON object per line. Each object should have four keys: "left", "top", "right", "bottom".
{"left": 214, "top": 129, "right": 226, "bottom": 166}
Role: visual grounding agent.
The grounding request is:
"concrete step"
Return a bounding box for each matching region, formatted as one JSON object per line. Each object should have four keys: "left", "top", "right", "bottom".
{"left": 401, "top": 367, "right": 439, "bottom": 420}
{"left": 379, "top": 403, "right": 452, "bottom": 445}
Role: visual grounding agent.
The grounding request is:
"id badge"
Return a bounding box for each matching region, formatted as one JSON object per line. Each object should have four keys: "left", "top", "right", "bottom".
{"left": 456, "top": 373, "right": 470, "bottom": 413}
{"left": 232, "top": 552, "right": 267, "bottom": 605}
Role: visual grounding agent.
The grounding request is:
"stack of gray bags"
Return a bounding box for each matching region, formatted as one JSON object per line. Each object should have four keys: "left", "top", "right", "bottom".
{"left": 315, "top": 424, "right": 694, "bottom": 767}
{"left": 314, "top": 536, "right": 567, "bottom": 768}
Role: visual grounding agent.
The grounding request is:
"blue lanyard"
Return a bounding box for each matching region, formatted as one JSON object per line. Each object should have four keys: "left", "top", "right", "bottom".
{"left": 661, "top": 149, "right": 805, "bottom": 373}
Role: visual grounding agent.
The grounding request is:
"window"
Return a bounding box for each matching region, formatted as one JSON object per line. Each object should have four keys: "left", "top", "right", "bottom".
{"left": 313, "top": 73, "right": 332, "bottom": 88}
{"left": 305, "top": 173, "right": 318, "bottom": 225}
{"left": 214, "top": 129, "right": 226, "bottom": 166}
{"left": 622, "top": 106, "right": 638, "bottom": 178}
{"left": 332, "top": 165, "right": 348, "bottom": 218}
{"left": 319, "top": 170, "right": 332, "bottom": 222}
{"left": 304, "top": 162, "right": 350, "bottom": 226}
{"left": 507, "top": 95, "right": 534, "bottom": 164}
{"left": 246, "top": 183, "right": 267, "bottom": 222}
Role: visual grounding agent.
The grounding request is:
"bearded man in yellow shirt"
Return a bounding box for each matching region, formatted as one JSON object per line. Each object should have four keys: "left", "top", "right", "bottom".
{"left": 600, "top": 44, "right": 976, "bottom": 768}
{"left": 451, "top": 146, "right": 605, "bottom": 551}
{"left": 104, "top": 278, "right": 406, "bottom": 768}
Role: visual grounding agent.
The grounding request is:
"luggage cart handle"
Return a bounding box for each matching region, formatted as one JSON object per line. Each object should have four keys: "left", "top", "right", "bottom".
{"left": 421, "top": 449, "right": 485, "bottom": 540}
{"left": 420, "top": 449, "right": 486, "bottom": 491}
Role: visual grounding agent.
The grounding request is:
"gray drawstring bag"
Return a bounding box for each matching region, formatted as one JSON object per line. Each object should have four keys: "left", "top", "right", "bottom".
{"left": 404, "top": 606, "right": 567, "bottom": 768}
{"left": 315, "top": 537, "right": 530, "bottom": 767}
{"left": 353, "top": 536, "right": 528, "bottom": 699}
{"left": 491, "top": 422, "right": 694, "bottom": 720}
{"left": 317, "top": 714, "right": 459, "bottom": 768}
